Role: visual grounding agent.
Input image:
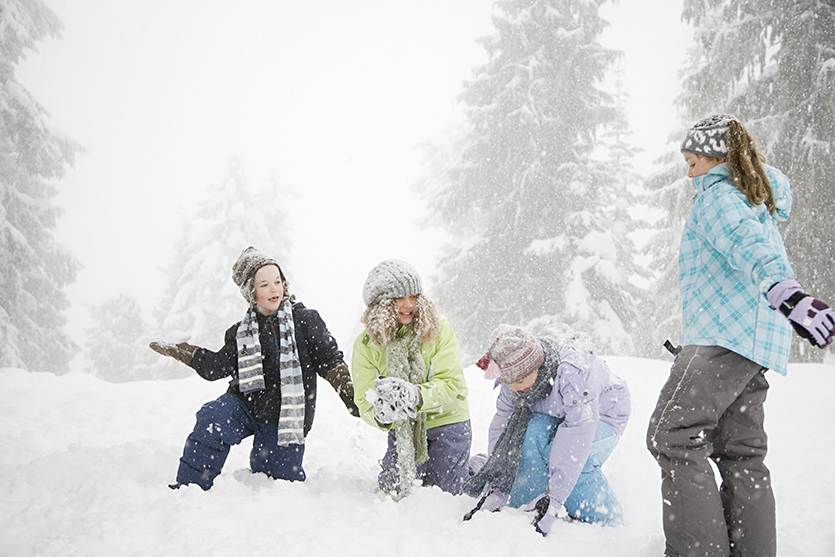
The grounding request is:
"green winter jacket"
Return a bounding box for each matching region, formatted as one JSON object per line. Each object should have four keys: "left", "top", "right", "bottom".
{"left": 351, "top": 318, "right": 470, "bottom": 431}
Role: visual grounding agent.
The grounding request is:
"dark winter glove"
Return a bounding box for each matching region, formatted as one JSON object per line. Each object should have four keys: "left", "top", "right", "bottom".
{"left": 524, "top": 494, "right": 559, "bottom": 536}
{"left": 463, "top": 490, "right": 508, "bottom": 521}
{"left": 766, "top": 280, "right": 835, "bottom": 347}
{"left": 149, "top": 341, "right": 200, "bottom": 366}
{"left": 368, "top": 377, "right": 422, "bottom": 424}
{"left": 325, "top": 363, "right": 359, "bottom": 417}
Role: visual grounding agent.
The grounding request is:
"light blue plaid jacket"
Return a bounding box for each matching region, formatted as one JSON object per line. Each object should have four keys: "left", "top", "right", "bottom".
{"left": 679, "top": 163, "right": 794, "bottom": 375}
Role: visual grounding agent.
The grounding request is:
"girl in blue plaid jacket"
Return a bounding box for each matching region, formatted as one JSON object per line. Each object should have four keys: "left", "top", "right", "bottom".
{"left": 647, "top": 115, "right": 835, "bottom": 557}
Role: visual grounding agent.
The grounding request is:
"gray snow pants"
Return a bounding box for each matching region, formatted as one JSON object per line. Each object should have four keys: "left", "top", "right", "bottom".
{"left": 646, "top": 346, "right": 775, "bottom": 557}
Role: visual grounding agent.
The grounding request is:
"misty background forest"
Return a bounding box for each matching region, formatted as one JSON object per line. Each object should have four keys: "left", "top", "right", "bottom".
{"left": 2, "top": 0, "right": 834, "bottom": 382}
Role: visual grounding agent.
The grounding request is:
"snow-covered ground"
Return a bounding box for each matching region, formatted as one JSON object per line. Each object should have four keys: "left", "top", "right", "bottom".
{"left": 2, "top": 357, "right": 834, "bottom": 556}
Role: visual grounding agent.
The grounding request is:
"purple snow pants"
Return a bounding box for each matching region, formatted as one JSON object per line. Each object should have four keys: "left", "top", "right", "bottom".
{"left": 176, "top": 393, "right": 305, "bottom": 490}
{"left": 647, "top": 345, "right": 775, "bottom": 557}
{"left": 379, "top": 419, "right": 472, "bottom": 495}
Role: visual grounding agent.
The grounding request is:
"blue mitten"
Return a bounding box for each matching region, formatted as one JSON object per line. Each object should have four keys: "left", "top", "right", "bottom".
{"left": 524, "top": 494, "right": 559, "bottom": 536}
{"left": 767, "top": 280, "right": 835, "bottom": 347}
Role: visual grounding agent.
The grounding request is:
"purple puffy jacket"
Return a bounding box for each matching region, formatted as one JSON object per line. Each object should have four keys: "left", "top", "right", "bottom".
{"left": 487, "top": 339, "right": 631, "bottom": 506}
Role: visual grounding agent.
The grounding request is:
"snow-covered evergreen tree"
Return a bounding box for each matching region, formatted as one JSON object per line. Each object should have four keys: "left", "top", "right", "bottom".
{"left": 151, "top": 157, "right": 291, "bottom": 357}
{"left": 676, "top": 0, "right": 835, "bottom": 361}
{"left": 424, "top": 0, "right": 641, "bottom": 358}
{"left": 639, "top": 149, "right": 692, "bottom": 358}
{"left": 83, "top": 295, "right": 160, "bottom": 382}
{"left": 0, "top": 0, "right": 79, "bottom": 373}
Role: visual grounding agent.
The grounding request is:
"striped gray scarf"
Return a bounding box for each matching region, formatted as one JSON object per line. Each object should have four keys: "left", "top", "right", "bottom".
{"left": 236, "top": 298, "right": 305, "bottom": 446}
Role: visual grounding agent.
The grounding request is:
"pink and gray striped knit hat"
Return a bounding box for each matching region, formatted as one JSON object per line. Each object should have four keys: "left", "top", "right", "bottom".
{"left": 476, "top": 325, "right": 544, "bottom": 384}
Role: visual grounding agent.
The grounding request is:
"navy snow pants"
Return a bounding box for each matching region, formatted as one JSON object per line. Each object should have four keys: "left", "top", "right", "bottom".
{"left": 176, "top": 392, "right": 305, "bottom": 490}
{"left": 379, "top": 419, "right": 472, "bottom": 495}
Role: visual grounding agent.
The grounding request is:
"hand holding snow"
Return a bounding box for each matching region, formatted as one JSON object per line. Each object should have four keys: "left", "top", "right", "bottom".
{"left": 367, "top": 377, "right": 420, "bottom": 424}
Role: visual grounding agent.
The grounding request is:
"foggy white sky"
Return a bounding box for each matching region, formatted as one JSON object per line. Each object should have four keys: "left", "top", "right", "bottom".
{"left": 17, "top": 0, "right": 688, "bottom": 366}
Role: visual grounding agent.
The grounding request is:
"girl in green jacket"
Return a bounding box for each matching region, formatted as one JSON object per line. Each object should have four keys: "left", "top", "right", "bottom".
{"left": 351, "top": 259, "right": 471, "bottom": 499}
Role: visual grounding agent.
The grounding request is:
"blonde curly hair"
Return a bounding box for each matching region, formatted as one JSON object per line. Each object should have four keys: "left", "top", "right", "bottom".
{"left": 360, "top": 294, "right": 440, "bottom": 346}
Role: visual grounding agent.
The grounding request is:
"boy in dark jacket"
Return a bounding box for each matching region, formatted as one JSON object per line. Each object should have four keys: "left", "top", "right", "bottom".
{"left": 151, "top": 246, "right": 358, "bottom": 490}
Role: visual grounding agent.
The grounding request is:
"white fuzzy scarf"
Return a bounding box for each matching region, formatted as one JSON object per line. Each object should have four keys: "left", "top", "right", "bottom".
{"left": 385, "top": 327, "right": 429, "bottom": 500}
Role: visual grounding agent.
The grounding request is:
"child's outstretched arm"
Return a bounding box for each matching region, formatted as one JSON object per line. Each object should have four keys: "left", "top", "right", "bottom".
{"left": 151, "top": 325, "right": 238, "bottom": 381}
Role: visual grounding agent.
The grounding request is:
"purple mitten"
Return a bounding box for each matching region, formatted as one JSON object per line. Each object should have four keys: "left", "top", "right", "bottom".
{"left": 535, "top": 509, "right": 558, "bottom": 536}
{"left": 766, "top": 279, "right": 804, "bottom": 310}
{"left": 767, "top": 280, "right": 835, "bottom": 347}
{"left": 482, "top": 490, "right": 509, "bottom": 512}
{"left": 524, "top": 494, "right": 559, "bottom": 536}
{"left": 785, "top": 296, "right": 835, "bottom": 347}
{"left": 463, "top": 490, "right": 508, "bottom": 521}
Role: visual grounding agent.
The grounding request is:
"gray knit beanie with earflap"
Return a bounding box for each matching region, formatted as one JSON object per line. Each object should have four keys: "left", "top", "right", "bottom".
{"left": 362, "top": 259, "right": 422, "bottom": 306}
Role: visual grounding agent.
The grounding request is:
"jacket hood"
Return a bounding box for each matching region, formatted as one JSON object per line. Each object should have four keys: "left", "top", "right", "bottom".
{"left": 692, "top": 163, "right": 792, "bottom": 222}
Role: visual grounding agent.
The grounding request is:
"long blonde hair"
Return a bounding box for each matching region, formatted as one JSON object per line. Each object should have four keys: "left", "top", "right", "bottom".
{"left": 360, "top": 294, "right": 440, "bottom": 346}
{"left": 726, "top": 120, "right": 775, "bottom": 214}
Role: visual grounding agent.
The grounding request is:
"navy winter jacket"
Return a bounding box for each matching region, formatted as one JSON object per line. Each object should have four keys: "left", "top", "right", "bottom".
{"left": 188, "top": 301, "right": 345, "bottom": 435}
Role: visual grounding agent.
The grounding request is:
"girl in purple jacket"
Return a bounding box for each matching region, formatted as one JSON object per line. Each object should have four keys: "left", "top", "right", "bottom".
{"left": 463, "top": 324, "right": 630, "bottom": 535}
